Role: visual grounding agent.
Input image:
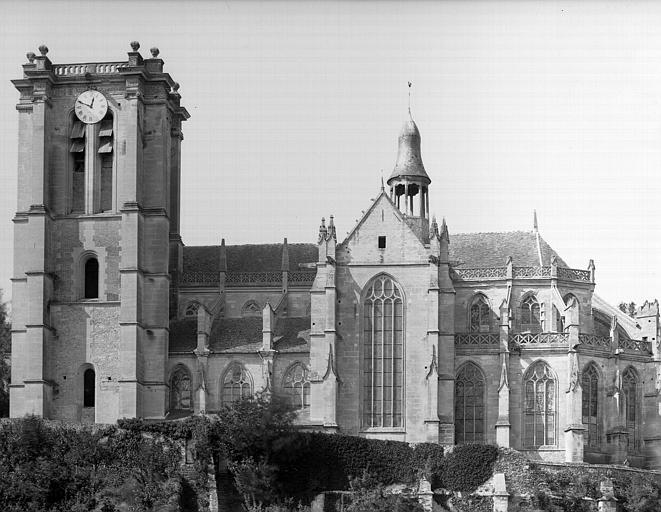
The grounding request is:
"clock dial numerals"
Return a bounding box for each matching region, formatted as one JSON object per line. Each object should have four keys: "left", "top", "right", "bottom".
{"left": 74, "top": 90, "right": 109, "bottom": 124}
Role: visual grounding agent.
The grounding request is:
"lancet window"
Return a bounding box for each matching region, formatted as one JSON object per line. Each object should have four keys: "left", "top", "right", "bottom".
{"left": 581, "top": 363, "right": 600, "bottom": 447}
{"left": 83, "top": 368, "right": 95, "bottom": 408}
{"left": 622, "top": 367, "right": 639, "bottom": 450}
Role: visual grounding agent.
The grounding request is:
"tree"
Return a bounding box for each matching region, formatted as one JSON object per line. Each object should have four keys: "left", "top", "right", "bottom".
{"left": 618, "top": 301, "right": 637, "bottom": 318}
{"left": 0, "top": 290, "right": 11, "bottom": 417}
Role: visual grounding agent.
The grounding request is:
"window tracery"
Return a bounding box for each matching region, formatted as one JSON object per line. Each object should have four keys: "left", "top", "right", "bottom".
{"left": 470, "top": 294, "right": 491, "bottom": 333}
{"left": 362, "top": 275, "right": 404, "bottom": 429}
{"left": 521, "top": 295, "right": 541, "bottom": 331}
{"left": 283, "top": 363, "right": 311, "bottom": 410}
{"left": 523, "top": 361, "right": 556, "bottom": 447}
{"left": 221, "top": 364, "right": 252, "bottom": 404}
{"left": 454, "top": 362, "right": 486, "bottom": 443}
{"left": 185, "top": 302, "right": 200, "bottom": 317}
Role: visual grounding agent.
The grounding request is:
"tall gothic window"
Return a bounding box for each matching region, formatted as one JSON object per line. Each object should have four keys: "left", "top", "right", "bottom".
{"left": 83, "top": 368, "right": 95, "bottom": 407}
{"left": 455, "top": 362, "right": 486, "bottom": 443}
{"left": 581, "top": 363, "right": 599, "bottom": 448}
{"left": 221, "top": 364, "right": 252, "bottom": 405}
{"left": 470, "top": 295, "right": 491, "bottom": 332}
{"left": 521, "top": 295, "right": 541, "bottom": 331}
{"left": 170, "top": 366, "right": 192, "bottom": 410}
{"left": 523, "top": 361, "right": 556, "bottom": 447}
{"left": 363, "top": 275, "right": 404, "bottom": 429}
{"left": 622, "top": 367, "right": 639, "bottom": 450}
{"left": 283, "top": 363, "right": 311, "bottom": 410}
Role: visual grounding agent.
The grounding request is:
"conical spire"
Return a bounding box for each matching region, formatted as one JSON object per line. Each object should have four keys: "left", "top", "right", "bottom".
{"left": 430, "top": 215, "right": 439, "bottom": 238}
{"left": 387, "top": 111, "right": 431, "bottom": 186}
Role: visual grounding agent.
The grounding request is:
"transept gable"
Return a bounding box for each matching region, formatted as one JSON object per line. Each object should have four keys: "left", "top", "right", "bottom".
{"left": 337, "top": 191, "right": 428, "bottom": 265}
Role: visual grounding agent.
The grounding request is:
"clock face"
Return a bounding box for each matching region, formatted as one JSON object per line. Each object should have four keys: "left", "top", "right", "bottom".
{"left": 74, "top": 90, "right": 108, "bottom": 124}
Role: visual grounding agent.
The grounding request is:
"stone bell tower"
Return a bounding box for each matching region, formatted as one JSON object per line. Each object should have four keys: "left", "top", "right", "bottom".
{"left": 386, "top": 110, "right": 432, "bottom": 243}
{"left": 9, "top": 43, "right": 189, "bottom": 422}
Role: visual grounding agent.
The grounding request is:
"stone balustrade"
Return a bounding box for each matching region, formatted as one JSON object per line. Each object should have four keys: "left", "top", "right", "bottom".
{"left": 455, "top": 333, "right": 499, "bottom": 346}
{"left": 452, "top": 265, "right": 591, "bottom": 282}
{"left": 52, "top": 62, "right": 125, "bottom": 76}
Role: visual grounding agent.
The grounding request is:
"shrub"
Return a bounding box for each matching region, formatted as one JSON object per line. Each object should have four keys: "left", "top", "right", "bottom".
{"left": 0, "top": 416, "right": 182, "bottom": 512}
{"left": 438, "top": 444, "right": 498, "bottom": 492}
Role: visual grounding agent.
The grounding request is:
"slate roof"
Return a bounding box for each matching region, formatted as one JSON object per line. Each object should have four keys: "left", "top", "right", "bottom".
{"left": 181, "top": 231, "right": 567, "bottom": 275}
{"left": 449, "top": 231, "right": 568, "bottom": 268}
{"left": 168, "top": 316, "right": 311, "bottom": 354}
{"left": 273, "top": 317, "right": 311, "bottom": 352}
{"left": 169, "top": 317, "right": 197, "bottom": 352}
{"left": 183, "top": 243, "right": 318, "bottom": 273}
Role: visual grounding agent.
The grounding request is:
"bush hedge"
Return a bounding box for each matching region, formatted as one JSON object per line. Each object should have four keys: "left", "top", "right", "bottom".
{"left": 437, "top": 444, "right": 499, "bottom": 492}
{"left": 0, "top": 415, "right": 183, "bottom": 512}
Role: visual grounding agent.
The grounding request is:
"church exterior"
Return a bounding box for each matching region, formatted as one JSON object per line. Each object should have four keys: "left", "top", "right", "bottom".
{"left": 9, "top": 44, "right": 661, "bottom": 468}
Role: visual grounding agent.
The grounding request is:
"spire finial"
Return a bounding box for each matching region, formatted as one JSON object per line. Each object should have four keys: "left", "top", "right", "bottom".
{"left": 328, "top": 215, "right": 336, "bottom": 240}
{"left": 533, "top": 209, "right": 538, "bottom": 232}
{"left": 407, "top": 81, "right": 412, "bottom": 115}
{"left": 380, "top": 171, "right": 384, "bottom": 191}
{"left": 440, "top": 217, "right": 449, "bottom": 241}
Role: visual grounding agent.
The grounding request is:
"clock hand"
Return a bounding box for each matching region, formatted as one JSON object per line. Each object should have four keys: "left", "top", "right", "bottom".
{"left": 90, "top": 97, "right": 95, "bottom": 108}
{"left": 76, "top": 99, "right": 92, "bottom": 108}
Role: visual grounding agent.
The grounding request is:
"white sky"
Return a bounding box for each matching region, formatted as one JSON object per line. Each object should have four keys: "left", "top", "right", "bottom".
{"left": 0, "top": 0, "right": 660, "bottom": 307}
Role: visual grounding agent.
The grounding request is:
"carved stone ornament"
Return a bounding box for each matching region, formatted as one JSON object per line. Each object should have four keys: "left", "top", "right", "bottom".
{"left": 130, "top": 41, "right": 140, "bottom": 51}
{"left": 38, "top": 45, "right": 48, "bottom": 56}
{"left": 150, "top": 47, "right": 160, "bottom": 58}
{"left": 26, "top": 52, "right": 36, "bottom": 63}
{"left": 172, "top": 82, "right": 180, "bottom": 92}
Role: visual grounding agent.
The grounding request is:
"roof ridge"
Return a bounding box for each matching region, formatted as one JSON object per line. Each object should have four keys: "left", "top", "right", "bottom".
{"left": 184, "top": 242, "right": 316, "bottom": 248}
{"left": 452, "top": 230, "right": 532, "bottom": 236}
